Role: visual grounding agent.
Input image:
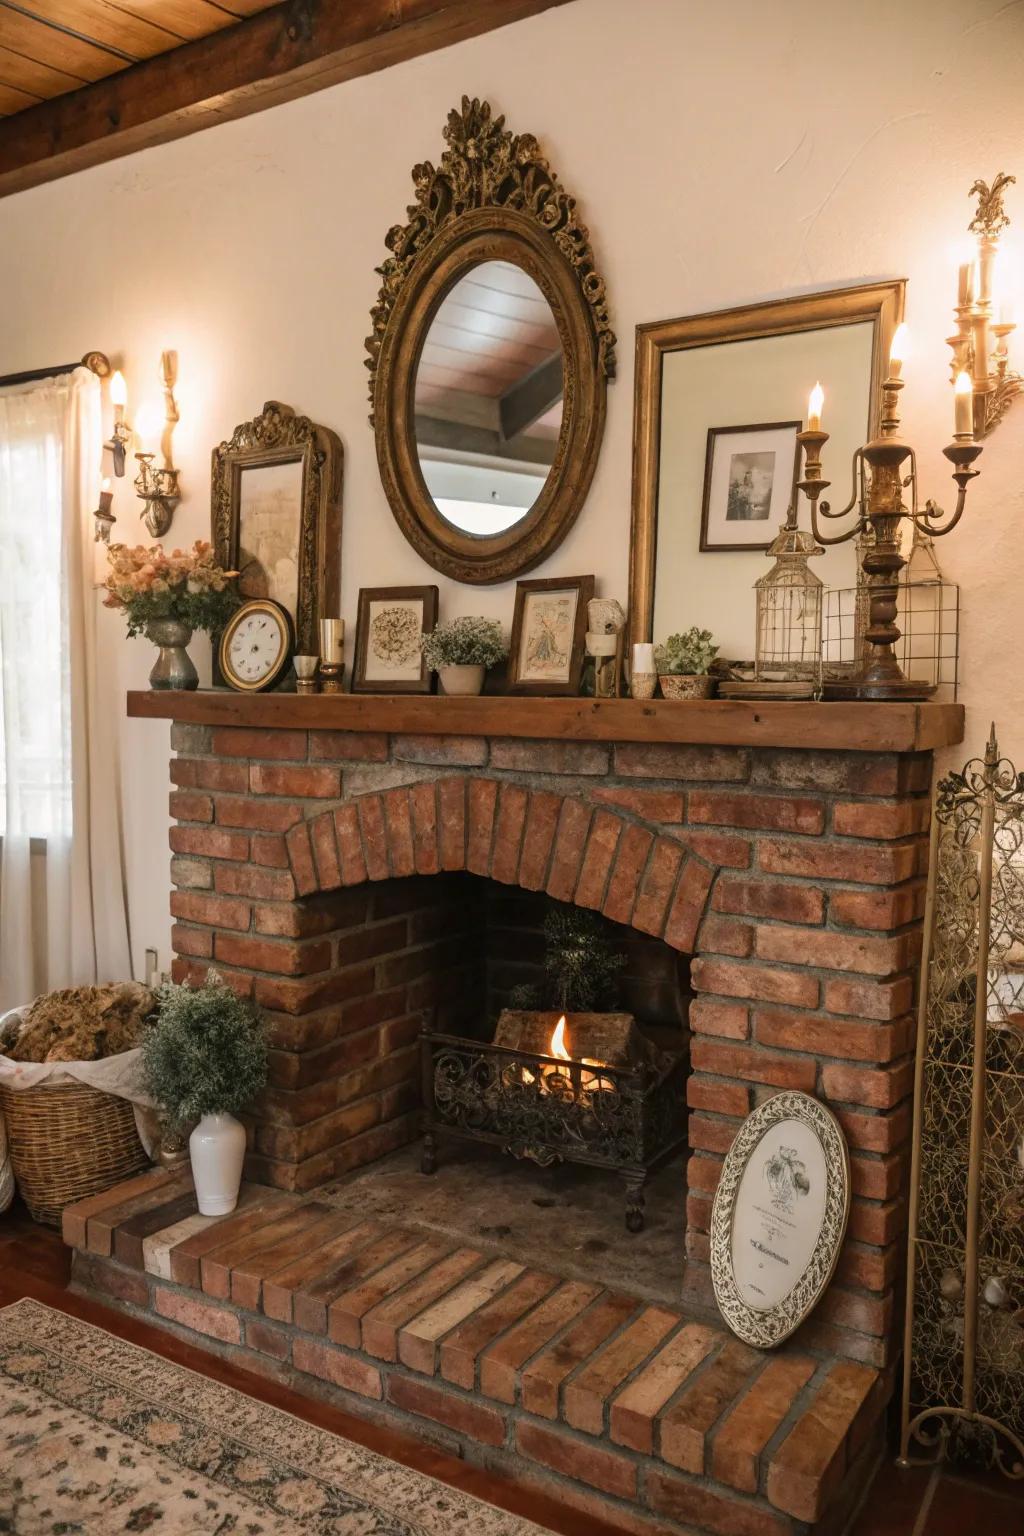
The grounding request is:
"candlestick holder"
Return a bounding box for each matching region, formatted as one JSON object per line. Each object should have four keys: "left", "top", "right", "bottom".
{"left": 798, "top": 370, "right": 981, "bottom": 701}
{"left": 947, "top": 173, "right": 1019, "bottom": 438}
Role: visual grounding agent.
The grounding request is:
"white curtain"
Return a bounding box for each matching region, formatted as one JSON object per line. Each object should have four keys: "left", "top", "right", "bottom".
{"left": 0, "top": 368, "right": 132, "bottom": 1009}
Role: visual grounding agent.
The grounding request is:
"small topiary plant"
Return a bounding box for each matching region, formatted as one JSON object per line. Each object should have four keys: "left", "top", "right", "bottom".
{"left": 655, "top": 627, "right": 719, "bottom": 676}
{"left": 141, "top": 972, "right": 268, "bottom": 1130}
{"left": 421, "top": 616, "right": 508, "bottom": 671}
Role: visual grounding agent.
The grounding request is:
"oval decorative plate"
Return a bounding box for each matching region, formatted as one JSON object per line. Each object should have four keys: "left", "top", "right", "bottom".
{"left": 710, "top": 1090, "right": 850, "bottom": 1349}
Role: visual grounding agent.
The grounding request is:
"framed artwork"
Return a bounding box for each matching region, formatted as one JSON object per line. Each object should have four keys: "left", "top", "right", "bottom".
{"left": 699, "top": 421, "right": 801, "bottom": 552}
{"left": 508, "top": 575, "right": 594, "bottom": 695}
{"left": 627, "top": 279, "right": 906, "bottom": 656}
{"left": 211, "top": 400, "right": 343, "bottom": 659}
{"left": 352, "top": 585, "right": 438, "bottom": 694}
{"left": 710, "top": 1090, "right": 850, "bottom": 1350}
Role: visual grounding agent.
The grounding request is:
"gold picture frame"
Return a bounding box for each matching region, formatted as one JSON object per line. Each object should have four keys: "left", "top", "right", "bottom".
{"left": 628, "top": 279, "right": 905, "bottom": 645}
{"left": 211, "top": 400, "right": 343, "bottom": 659}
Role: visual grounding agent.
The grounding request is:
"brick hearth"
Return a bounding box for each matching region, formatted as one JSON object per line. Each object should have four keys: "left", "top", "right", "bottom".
{"left": 118, "top": 693, "right": 964, "bottom": 1533}
{"left": 66, "top": 1167, "right": 887, "bottom": 1536}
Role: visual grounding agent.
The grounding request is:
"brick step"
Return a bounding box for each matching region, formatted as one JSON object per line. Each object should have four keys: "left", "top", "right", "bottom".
{"left": 64, "top": 1170, "right": 887, "bottom": 1534}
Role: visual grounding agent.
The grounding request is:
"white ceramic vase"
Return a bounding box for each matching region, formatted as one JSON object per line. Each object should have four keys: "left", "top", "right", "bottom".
{"left": 189, "top": 1112, "right": 247, "bottom": 1215}
{"left": 438, "top": 663, "right": 486, "bottom": 696}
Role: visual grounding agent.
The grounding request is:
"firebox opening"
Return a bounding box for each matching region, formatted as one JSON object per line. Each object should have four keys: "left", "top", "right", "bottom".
{"left": 294, "top": 873, "right": 692, "bottom": 1305}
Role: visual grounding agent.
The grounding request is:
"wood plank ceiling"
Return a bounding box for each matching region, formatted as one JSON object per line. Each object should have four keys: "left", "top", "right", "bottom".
{"left": 0, "top": 0, "right": 278, "bottom": 116}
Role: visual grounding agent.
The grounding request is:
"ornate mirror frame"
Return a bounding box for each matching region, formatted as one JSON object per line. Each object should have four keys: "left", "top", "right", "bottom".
{"left": 628, "top": 279, "right": 905, "bottom": 643}
{"left": 366, "top": 97, "right": 615, "bottom": 585}
{"left": 211, "top": 400, "right": 343, "bottom": 658}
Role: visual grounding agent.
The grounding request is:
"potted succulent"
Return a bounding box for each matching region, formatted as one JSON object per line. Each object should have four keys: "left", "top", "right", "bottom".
{"left": 655, "top": 628, "right": 719, "bottom": 699}
{"left": 103, "top": 540, "right": 239, "bottom": 690}
{"left": 421, "top": 616, "right": 508, "bottom": 696}
{"left": 140, "top": 973, "right": 268, "bottom": 1215}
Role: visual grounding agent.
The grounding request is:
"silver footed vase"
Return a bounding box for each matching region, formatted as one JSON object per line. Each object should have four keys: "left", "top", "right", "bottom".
{"left": 146, "top": 617, "right": 199, "bottom": 691}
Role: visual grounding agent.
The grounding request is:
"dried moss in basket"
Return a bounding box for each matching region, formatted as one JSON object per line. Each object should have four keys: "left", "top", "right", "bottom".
{"left": 3, "top": 982, "right": 156, "bottom": 1063}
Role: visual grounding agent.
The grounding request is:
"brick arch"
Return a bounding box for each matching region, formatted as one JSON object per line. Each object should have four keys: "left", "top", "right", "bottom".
{"left": 284, "top": 775, "right": 716, "bottom": 955}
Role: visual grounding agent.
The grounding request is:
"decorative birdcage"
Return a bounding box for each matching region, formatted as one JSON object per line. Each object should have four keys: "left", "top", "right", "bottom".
{"left": 822, "top": 524, "right": 960, "bottom": 698}
{"left": 749, "top": 518, "right": 824, "bottom": 697}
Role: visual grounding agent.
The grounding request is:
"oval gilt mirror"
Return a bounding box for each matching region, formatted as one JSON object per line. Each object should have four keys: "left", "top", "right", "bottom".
{"left": 368, "top": 98, "right": 614, "bottom": 585}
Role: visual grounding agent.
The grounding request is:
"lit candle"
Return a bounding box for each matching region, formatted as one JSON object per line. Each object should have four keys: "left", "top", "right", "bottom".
{"left": 807, "top": 382, "right": 824, "bottom": 431}
{"left": 134, "top": 400, "right": 161, "bottom": 458}
{"left": 888, "top": 323, "right": 909, "bottom": 379}
{"left": 958, "top": 262, "right": 974, "bottom": 308}
{"left": 319, "top": 618, "right": 344, "bottom": 663}
{"left": 98, "top": 476, "right": 113, "bottom": 513}
{"left": 110, "top": 369, "right": 127, "bottom": 426}
{"left": 954, "top": 371, "right": 974, "bottom": 437}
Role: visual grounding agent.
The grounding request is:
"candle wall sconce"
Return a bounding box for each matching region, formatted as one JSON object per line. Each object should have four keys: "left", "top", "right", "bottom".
{"left": 107, "top": 370, "right": 131, "bottom": 476}
{"left": 94, "top": 477, "right": 116, "bottom": 542}
{"left": 797, "top": 328, "right": 982, "bottom": 701}
{"left": 950, "top": 173, "right": 1019, "bottom": 438}
{"left": 134, "top": 351, "right": 181, "bottom": 538}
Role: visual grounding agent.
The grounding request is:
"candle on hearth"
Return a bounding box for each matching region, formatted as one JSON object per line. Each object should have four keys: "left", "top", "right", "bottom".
{"left": 319, "top": 618, "right": 344, "bottom": 663}
{"left": 807, "top": 382, "right": 824, "bottom": 431}
{"left": 954, "top": 371, "right": 974, "bottom": 437}
{"left": 888, "top": 323, "right": 909, "bottom": 379}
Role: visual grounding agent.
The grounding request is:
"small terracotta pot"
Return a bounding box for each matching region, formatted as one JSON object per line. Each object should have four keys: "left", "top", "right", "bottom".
{"left": 659, "top": 673, "right": 714, "bottom": 700}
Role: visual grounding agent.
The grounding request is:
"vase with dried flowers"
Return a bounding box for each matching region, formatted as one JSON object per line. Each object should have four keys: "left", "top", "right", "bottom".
{"left": 103, "top": 541, "right": 239, "bottom": 690}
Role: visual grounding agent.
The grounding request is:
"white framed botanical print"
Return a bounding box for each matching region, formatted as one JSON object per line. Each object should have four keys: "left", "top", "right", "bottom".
{"left": 710, "top": 1090, "right": 850, "bottom": 1349}
{"left": 699, "top": 421, "right": 802, "bottom": 552}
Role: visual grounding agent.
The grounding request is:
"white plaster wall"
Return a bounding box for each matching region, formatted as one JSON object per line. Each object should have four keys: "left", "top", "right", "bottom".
{"left": 1, "top": 0, "right": 1022, "bottom": 978}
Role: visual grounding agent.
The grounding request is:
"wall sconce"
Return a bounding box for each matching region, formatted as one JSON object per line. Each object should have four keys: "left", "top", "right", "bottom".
{"left": 134, "top": 351, "right": 181, "bottom": 538}
{"left": 94, "top": 476, "right": 116, "bottom": 542}
{"left": 949, "top": 173, "right": 1019, "bottom": 437}
{"left": 107, "top": 370, "right": 132, "bottom": 476}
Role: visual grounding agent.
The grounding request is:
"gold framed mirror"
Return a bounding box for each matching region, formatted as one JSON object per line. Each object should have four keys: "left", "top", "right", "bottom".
{"left": 628, "top": 280, "right": 905, "bottom": 652}
{"left": 367, "top": 97, "right": 615, "bottom": 585}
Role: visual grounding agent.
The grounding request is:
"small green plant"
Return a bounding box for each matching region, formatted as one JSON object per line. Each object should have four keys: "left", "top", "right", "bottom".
{"left": 655, "top": 627, "right": 718, "bottom": 676}
{"left": 421, "top": 616, "right": 508, "bottom": 671}
{"left": 507, "top": 906, "right": 626, "bottom": 1014}
{"left": 140, "top": 973, "right": 268, "bottom": 1129}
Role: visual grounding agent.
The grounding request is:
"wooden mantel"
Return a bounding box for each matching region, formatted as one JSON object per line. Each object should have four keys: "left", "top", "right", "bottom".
{"left": 127, "top": 690, "right": 964, "bottom": 754}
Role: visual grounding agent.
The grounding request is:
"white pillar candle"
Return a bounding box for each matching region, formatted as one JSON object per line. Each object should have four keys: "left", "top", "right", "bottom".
{"left": 954, "top": 371, "right": 974, "bottom": 437}
{"left": 958, "top": 262, "right": 974, "bottom": 307}
{"left": 632, "top": 642, "right": 655, "bottom": 673}
{"left": 807, "top": 382, "right": 824, "bottom": 431}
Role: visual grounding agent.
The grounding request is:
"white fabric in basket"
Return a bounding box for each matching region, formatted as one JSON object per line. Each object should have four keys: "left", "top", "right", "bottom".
{"left": 0, "top": 1007, "right": 159, "bottom": 1209}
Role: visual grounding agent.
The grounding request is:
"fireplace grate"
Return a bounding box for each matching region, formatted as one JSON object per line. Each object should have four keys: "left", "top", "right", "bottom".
{"left": 419, "top": 1030, "right": 687, "bottom": 1231}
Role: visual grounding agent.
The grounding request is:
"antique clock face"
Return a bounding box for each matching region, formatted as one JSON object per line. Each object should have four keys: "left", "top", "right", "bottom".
{"left": 219, "top": 600, "right": 292, "bottom": 691}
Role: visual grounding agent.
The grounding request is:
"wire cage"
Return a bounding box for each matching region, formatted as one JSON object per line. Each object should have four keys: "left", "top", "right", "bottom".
{"left": 822, "top": 532, "right": 960, "bottom": 699}
{"left": 751, "top": 524, "right": 824, "bottom": 690}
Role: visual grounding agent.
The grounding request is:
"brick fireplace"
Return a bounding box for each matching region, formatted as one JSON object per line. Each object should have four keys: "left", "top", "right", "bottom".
{"left": 72, "top": 692, "right": 963, "bottom": 1534}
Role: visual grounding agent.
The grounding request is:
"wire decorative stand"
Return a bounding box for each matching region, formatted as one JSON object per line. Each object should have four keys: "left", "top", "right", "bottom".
{"left": 899, "top": 730, "right": 1024, "bottom": 1478}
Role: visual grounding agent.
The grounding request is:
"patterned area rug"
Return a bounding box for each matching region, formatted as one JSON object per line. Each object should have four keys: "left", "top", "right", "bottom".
{"left": 0, "top": 1299, "right": 547, "bottom": 1535}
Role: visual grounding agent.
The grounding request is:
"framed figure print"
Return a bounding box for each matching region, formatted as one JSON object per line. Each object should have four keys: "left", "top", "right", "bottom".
{"left": 710, "top": 1090, "right": 850, "bottom": 1350}
{"left": 508, "top": 575, "right": 594, "bottom": 695}
{"left": 699, "top": 421, "right": 801, "bottom": 552}
{"left": 353, "top": 585, "right": 438, "bottom": 694}
{"left": 211, "top": 400, "right": 343, "bottom": 660}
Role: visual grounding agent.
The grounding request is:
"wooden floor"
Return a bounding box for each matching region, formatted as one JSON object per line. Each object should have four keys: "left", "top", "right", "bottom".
{"left": 1, "top": 1202, "right": 1022, "bottom": 1536}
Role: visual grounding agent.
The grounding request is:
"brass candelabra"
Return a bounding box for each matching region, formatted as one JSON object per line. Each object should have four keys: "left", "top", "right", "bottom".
{"left": 797, "top": 349, "right": 982, "bottom": 700}
{"left": 133, "top": 351, "right": 181, "bottom": 538}
{"left": 949, "top": 173, "right": 1019, "bottom": 439}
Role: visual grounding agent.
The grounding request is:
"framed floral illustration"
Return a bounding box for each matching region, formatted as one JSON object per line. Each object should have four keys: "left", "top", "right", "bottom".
{"left": 508, "top": 575, "right": 594, "bottom": 695}
{"left": 352, "top": 585, "right": 438, "bottom": 694}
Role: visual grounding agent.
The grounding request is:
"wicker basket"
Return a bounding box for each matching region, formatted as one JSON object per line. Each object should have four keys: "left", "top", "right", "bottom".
{"left": 0, "top": 1080, "right": 149, "bottom": 1226}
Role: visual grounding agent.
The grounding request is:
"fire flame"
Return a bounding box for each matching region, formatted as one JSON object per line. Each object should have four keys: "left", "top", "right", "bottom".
{"left": 550, "top": 1015, "right": 570, "bottom": 1061}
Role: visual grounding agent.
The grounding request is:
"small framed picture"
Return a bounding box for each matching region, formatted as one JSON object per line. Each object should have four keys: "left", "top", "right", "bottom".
{"left": 699, "top": 421, "right": 802, "bottom": 552}
{"left": 353, "top": 585, "right": 438, "bottom": 694}
{"left": 508, "top": 575, "right": 594, "bottom": 695}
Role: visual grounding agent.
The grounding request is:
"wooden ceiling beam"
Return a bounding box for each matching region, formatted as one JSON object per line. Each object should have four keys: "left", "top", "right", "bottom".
{"left": 0, "top": 0, "right": 574, "bottom": 199}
